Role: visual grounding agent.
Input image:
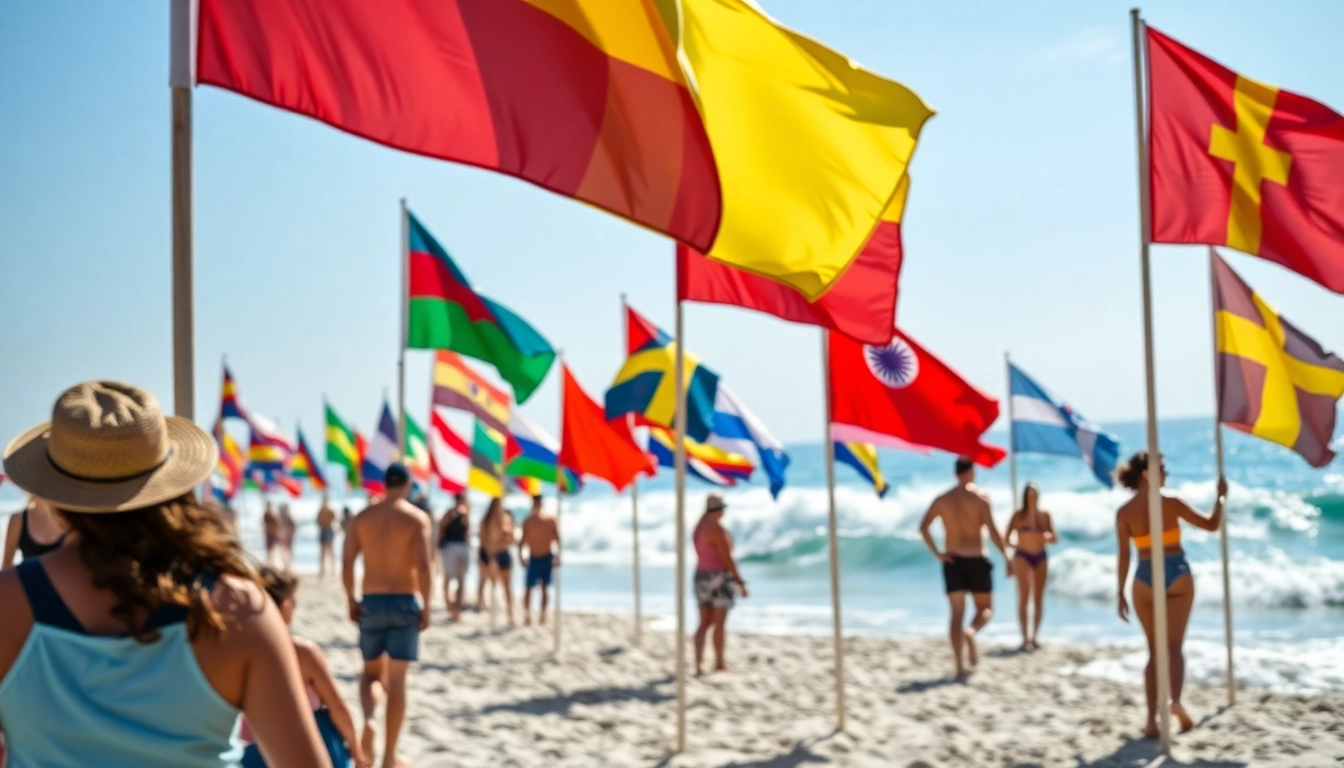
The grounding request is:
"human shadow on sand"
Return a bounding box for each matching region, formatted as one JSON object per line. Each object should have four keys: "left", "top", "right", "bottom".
{"left": 651, "top": 734, "right": 835, "bottom": 768}
{"left": 467, "top": 677, "right": 674, "bottom": 718}
{"left": 1073, "top": 736, "right": 1249, "bottom": 768}
{"left": 895, "top": 676, "right": 967, "bottom": 694}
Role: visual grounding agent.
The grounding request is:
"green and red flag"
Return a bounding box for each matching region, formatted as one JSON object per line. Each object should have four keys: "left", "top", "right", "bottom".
{"left": 407, "top": 212, "right": 554, "bottom": 403}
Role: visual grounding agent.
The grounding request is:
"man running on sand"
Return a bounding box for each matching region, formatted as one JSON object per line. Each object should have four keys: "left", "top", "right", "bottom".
{"left": 919, "top": 457, "right": 1009, "bottom": 679}
{"left": 342, "top": 463, "right": 431, "bottom": 768}
{"left": 518, "top": 494, "right": 560, "bottom": 626}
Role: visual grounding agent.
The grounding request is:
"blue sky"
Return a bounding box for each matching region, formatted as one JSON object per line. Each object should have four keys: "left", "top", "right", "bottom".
{"left": 2, "top": 0, "right": 1342, "bottom": 450}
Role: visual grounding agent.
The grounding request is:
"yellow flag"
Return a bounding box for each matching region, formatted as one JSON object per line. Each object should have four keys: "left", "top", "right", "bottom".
{"left": 667, "top": 0, "right": 934, "bottom": 299}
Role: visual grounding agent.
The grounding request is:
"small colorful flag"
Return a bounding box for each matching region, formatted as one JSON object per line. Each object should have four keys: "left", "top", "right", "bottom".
{"left": 1009, "top": 363, "right": 1120, "bottom": 487}
{"left": 1148, "top": 26, "right": 1344, "bottom": 293}
{"left": 708, "top": 385, "right": 789, "bottom": 498}
{"left": 361, "top": 402, "right": 398, "bottom": 495}
{"left": 506, "top": 411, "right": 579, "bottom": 492}
{"left": 834, "top": 442, "right": 889, "bottom": 498}
{"left": 290, "top": 427, "right": 328, "bottom": 492}
{"left": 406, "top": 212, "right": 555, "bottom": 402}
{"left": 561, "top": 365, "right": 654, "bottom": 492}
{"left": 830, "top": 328, "right": 1005, "bottom": 467}
{"left": 404, "top": 413, "right": 432, "bottom": 483}
{"left": 606, "top": 305, "right": 720, "bottom": 442}
{"left": 1213, "top": 252, "right": 1344, "bottom": 467}
{"left": 640, "top": 426, "right": 754, "bottom": 488}
{"left": 432, "top": 350, "right": 512, "bottom": 435}
{"left": 469, "top": 422, "right": 506, "bottom": 498}
{"left": 212, "top": 420, "right": 244, "bottom": 500}
{"left": 428, "top": 409, "right": 469, "bottom": 494}
{"left": 325, "top": 402, "right": 360, "bottom": 489}
{"left": 219, "top": 364, "right": 246, "bottom": 421}
{"left": 246, "top": 422, "right": 290, "bottom": 472}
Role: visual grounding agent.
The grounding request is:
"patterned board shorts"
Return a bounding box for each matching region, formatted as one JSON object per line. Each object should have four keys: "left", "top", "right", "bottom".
{"left": 694, "top": 570, "right": 737, "bottom": 610}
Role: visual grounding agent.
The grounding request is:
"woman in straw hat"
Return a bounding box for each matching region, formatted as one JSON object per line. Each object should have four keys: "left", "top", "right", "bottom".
{"left": 0, "top": 381, "right": 328, "bottom": 767}
{"left": 692, "top": 493, "right": 748, "bottom": 676}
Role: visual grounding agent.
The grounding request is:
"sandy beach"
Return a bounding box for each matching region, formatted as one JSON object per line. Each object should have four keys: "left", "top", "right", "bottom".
{"left": 292, "top": 577, "right": 1344, "bottom": 767}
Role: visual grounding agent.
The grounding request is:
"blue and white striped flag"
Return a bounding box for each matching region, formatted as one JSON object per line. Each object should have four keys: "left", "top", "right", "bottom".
{"left": 1009, "top": 363, "right": 1120, "bottom": 488}
{"left": 709, "top": 385, "right": 790, "bottom": 497}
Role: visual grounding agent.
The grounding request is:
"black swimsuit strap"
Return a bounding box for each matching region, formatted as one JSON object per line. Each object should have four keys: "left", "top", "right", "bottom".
{"left": 16, "top": 559, "right": 87, "bottom": 633}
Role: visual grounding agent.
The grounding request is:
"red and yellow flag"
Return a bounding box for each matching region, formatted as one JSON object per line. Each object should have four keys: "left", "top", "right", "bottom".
{"left": 1213, "top": 251, "right": 1344, "bottom": 467}
{"left": 1148, "top": 27, "right": 1344, "bottom": 292}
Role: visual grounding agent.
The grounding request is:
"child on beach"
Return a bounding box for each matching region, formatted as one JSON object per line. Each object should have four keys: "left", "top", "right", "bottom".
{"left": 239, "top": 567, "right": 370, "bottom": 768}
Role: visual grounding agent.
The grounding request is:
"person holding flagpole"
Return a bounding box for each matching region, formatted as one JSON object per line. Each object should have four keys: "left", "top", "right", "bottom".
{"left": 1114, "top": 451, "right": 1226, "bottom": 739}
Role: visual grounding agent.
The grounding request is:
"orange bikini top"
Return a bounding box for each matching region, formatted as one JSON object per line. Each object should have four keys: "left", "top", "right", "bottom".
{"left": 1132, "top": 527, "right": 1181, "bottom": 549}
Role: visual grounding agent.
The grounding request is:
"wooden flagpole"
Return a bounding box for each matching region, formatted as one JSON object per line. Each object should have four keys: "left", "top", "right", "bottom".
{"left": 552, "top": 350, "right": 566, "bottom": 655}
{"left": 1131, "top": 8, "right": 1173, "bottom": 752}
{"left": 622, "top": 294, "right": 644, "bottom": 647}
{"left": 673, "top": 300, "right": 689, "bottom": 753}
{"left": 170, "top": 0, "right": 195, "bottom": 421}
{"left": 398, "top": 198, "right": 409, "bottom": 458}
{"left": 1209, "top": 248, "right": 1236, "bottom": 705}
{"left": 821, "top": 330, "right": 847, "bottom": 733}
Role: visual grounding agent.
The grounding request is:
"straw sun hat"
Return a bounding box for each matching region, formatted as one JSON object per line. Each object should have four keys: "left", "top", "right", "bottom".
{"left": 2, "top": 381, "right": 217, "bottom": 513}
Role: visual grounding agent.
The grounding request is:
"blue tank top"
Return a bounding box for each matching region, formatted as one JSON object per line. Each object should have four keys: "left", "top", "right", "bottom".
{"left": 0, "top": 560, "right": 243, "bottom": 767}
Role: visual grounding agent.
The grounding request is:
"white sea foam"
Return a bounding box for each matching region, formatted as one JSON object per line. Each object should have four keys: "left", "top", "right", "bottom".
{"left": 1077, "top": 637, "right": 1344, "bottom": 696}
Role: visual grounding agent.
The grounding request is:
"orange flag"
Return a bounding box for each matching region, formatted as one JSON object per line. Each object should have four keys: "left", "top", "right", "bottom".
{"left": 559, "top": 365, "right": 653, "bottom": 492}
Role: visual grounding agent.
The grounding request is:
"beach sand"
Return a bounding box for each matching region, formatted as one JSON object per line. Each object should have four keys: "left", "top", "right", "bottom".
{"left": 293, "top": 577, "right": 1344, "bottom": 767}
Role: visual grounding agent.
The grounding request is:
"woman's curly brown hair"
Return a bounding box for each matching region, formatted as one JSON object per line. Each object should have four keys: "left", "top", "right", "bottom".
{"left": 58, "top": 494, "right": 259, "bottom": 643}
{"left": 1116, "top": 451, "right": 1154, "bottom": 491}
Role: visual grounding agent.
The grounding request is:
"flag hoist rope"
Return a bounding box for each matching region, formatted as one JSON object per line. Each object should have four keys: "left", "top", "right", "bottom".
{"left": 1131, "top": 8, "right": 1174, "bottom": 753}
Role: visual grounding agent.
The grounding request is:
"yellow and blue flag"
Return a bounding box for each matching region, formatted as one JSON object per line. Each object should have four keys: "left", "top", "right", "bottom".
{"left": 834, "top": 442, "right": 889, "bottom": 498}
{"left": 606, "top": 305, "right": 720, "bottom": 442}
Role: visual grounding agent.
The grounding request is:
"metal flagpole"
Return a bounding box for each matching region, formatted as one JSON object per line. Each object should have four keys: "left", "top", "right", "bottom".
{"left": 1209, "top": 249, "right": 1236, "bottom": 705}
{"left": 1006, "top": 352, "right": 1018, "bottom": 506}
{"left": 673, "top": 300, "right": 689, "bottom": 753}
{"left": 398, "top": 198, "right": 410, "bottom": 457}
{"left": 622, "top": 294, "right": 644, "bottom": 646}
{"left": 170, "top": 0, "right": 195, "bottom": 421}
{"left": 1131, "top": 8, "right": 1173, "bottom": 752}
{"left": 822, "top": 330, "right": 847, "bottom": 733}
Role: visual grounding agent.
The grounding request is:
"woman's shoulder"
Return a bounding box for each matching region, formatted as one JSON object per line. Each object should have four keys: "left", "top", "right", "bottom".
{"left": 208, "top": 575, "right": 272, "bottom": 637}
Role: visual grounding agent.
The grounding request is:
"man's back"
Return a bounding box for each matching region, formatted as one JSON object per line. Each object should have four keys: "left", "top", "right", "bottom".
{"left": 932, "top": 485, "right": 992, "bottom": 557}
{"left": 520, "top": 513, "right": 557, "bottom": 556}
{"left": 353, "top": 499, "right": 430, "bottom": 595}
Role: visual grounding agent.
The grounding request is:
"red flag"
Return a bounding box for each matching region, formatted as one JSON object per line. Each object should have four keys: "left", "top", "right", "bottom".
{"left": 676, "top": 175, "right": 908, "bottom": 345}
{"left": 428, "top": 410, "right": 470, "bottom": 494}
{"left": 829, "top": 328, "right": 1005, "bottom": 467}
{"left": 1148, "top": 27, "right": 1344, "bottom": 292}
{"left": 560, "top": 365, "right": 654, "bottom": 491}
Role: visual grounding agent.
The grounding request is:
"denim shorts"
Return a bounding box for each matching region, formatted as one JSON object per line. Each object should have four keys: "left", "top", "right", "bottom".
{"left": 358, "top": 594, "right": 421, "bottom": 662}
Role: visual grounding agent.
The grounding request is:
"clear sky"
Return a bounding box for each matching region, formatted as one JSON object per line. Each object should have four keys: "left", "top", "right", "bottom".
{"left": 2, "top": 0, "right": 1342, "bottom": 449}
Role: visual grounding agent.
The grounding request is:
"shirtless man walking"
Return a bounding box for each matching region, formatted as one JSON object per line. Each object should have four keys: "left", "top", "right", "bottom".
{"left": 342, "top": 463, "right": 432, "bottom": 768}
{"left": 518, "top": 494, "right": 560, "bottom": 626}
{"left": 919, "top": 457, "right": 1009, "bottom": 679}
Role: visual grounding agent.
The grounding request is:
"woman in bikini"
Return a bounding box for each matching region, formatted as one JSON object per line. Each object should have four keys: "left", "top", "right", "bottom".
{"left": 1114, "top": 451, "right": 1225, "bottom": 739}
{"left": 1004, "top": 482, "right": 1055, "bottom": 650}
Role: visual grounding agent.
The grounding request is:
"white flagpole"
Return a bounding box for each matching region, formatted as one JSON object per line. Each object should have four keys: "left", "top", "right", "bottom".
{"left": 622, "top": 293, "right": 644, "bottom": 647}
{"left": 1131, "top": 8, "right": 1173, "bottom": 752}
{"left": 822, "top": 330, "right": 847, "bottom": 733}
{"left": 1209, "top": 249, "right": 1235, "bottom": 705}
{"left": 1006, "top": 352, "right": 1018, "bottom": 506}
{"left": 398, "top": 198, "right": 409, "bottom": 458}
{"left": 673, "top": 300, "right": 689, "bottom": 753}
{"left": 170, "top": 0, "right": 195, "bottom": 421}
{"left": 552, "top": 350, "right": 565, "bottom": 656}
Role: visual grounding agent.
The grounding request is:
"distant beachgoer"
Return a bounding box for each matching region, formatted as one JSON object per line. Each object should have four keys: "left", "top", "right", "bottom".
{"left": 519, "top": 494, "right": 560, "bottom": 626}
{"left": 693, "top": 493, "right": 747, "bottom": 676}
{"left": 480, "top": 499, "right": 516, "bottom": 626}
{"left": 342, "top": 507, "right": 353, "bottom": 533}
{"left": 317, "top": 497, "right": 338, "bottom": 578}
{"left": 238, "top": 567, "right": 370, "bottom": 768}
{"left": 0, "top": 380, "right": 327, "bottom": 767}
{"left": 279, "top": 503, "right": 297, "bottom": 570}
{"left": 919, "top": 457, "right": 1009, "bottom": 679}
{"left": 1114, "top": 451, "right": 1225, "bottom": 739}
{"left": 342, "top": 462, "right": 431, "bottom": 768}
{"left": 1004, "top": 482, "right": 1056, "bottom": 650}
{"left": 437, "top": 493, "right": 471, "bottom": 621}
{"left": 264, "top": 502, "right": 281, "bottom": 566}
{"left": 2, "top": 495, "right": 67, "bottom": 568}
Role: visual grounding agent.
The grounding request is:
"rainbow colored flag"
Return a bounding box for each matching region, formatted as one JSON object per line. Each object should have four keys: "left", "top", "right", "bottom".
{"left": 642, "top": 426, "right": 754, "bottom": 488}
{"left": 407, "top": 213, "right": 554, "bottom": 403}
{"left": 219, "top": 365, "right": 246, "bottom": 421}
{"left": 211, "top": 420, "right": 244, "bottom": 500}
{"left": 290, "top": 428, "right": 327, "bottom": 492}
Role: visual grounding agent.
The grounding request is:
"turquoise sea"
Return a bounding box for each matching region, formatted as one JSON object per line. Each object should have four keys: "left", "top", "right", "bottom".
{"left": 5, "top": 417, "right": 1342, "bottom": 694}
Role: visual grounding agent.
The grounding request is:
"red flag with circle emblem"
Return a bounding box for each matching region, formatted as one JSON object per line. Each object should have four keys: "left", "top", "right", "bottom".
{"left": 1147, "top": 26, "right": 1344, "bottom": 292}
{"left": 828, "top": 327, "right": 1004, "bottom": 467}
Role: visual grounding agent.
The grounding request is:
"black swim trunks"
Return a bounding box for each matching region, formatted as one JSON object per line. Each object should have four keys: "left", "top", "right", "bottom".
{"left": 943, "top": 556, "right": 992, "bottom": 594}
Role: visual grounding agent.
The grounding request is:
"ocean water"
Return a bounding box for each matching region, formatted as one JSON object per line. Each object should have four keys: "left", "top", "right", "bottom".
{"left": 4, "top": 417, "right": 1343, "bottom": 695}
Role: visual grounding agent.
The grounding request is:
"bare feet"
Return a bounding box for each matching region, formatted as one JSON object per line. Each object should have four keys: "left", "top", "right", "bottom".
{"left": 694, "top": 663, "right": 706, "bottom": 677}
{"left": 1142, "top": 722, "right": 1159, "bottom": 740}
{"left": 714, "top": 663, "right": 737, "bottom": 674}
{"left": 1172, "top": 702, "right": 1195, "bottom": 733}
{"left": 361, "top": 719, "right": 378, "bottom": 767}
{"left": 964, "top": 627, "right": 979, "bottom": 668}
{"left": 382, "top": 755, "right": 412, "bottom": 768}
